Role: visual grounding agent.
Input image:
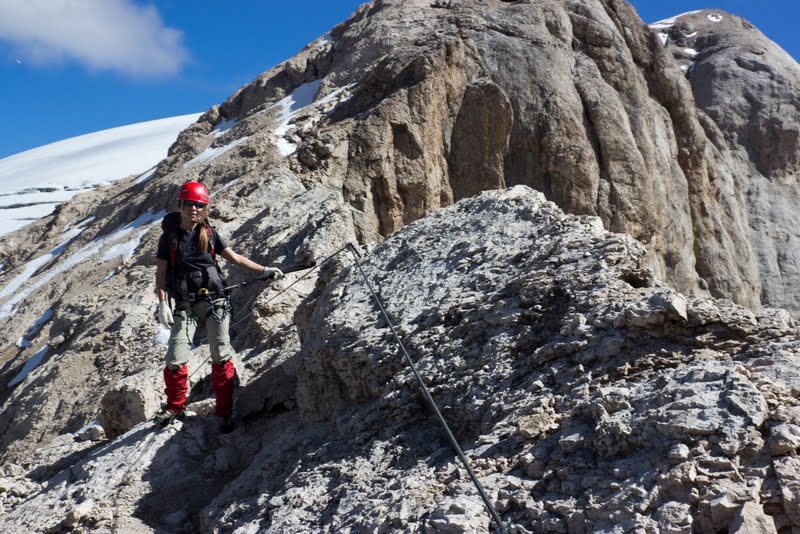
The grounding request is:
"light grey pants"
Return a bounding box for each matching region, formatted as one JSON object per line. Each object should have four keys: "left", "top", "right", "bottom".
{"left": 165, "top": 298, "right": 234, "bottom": 370}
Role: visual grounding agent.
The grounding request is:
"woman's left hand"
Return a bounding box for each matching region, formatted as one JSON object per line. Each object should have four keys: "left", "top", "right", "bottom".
{"left": 263, "top": 266, "right": 284, "bottom": 279}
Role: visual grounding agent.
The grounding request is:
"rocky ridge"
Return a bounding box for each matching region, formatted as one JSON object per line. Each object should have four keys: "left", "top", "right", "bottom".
{"left": 0, "top": 0, "right": 799, "bottom": 532}
{"left": 2, "top": 187, "right": 798, "bottom": 532}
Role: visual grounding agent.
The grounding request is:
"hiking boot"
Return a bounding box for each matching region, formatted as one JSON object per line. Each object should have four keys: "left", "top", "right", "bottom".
{"left": 218, "top": 415, "right": 235, "bottom": 434}
{"left": 153, "top": 407, "right": 185, "bottom": 426}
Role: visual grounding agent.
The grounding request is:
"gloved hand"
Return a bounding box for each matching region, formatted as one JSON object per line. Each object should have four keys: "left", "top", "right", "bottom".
{"left": 157, "top": 301, "right": 174, "bottom": 328}
{"left": 263, "top": 266, "right": 285, "bottom": 279}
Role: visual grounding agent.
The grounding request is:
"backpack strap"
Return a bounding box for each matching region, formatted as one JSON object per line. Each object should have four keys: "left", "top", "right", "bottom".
{"left": 170, "top": 234, "right": 179, "bottom": 269}
{"left": 162, "top": 213, "right": 219, "bottom": 268}
{"left": 161, "top": 212, "right": 182, "bottom": 270}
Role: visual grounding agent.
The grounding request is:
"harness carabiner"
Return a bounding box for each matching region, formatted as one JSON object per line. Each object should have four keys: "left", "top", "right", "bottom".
{"left": 197, "top": 287, "right": 229, "bottom": 324}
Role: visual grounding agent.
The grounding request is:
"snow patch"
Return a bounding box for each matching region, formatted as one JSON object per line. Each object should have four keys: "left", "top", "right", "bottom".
{"left": 0, "top": 188, "right": 84, "bottom": 231}
{"left": 315, "top": 34, "right": 334, "bottom": 50}
{"left": 134, "top": 167, "right": 157, "bottom": 186}
{"left": 16, "top": 309, "right": 54, "bottom": 348}
{"left": 100, "top": 233, "right": 148, "bottom": 263}
{"left": 682, "top": 48, "right": 699, "bottom": 57}
{"left": 8, "top": 345, "right": 49, "bottom": 387}
{"left": 267, "top": 80, "right": 353, "bottom": 156}
{"left": 62, "top": 215, "right": 95, "bottom": 234}
{"left": 0, "top": 210, "right": 165, "bottom": 318}
{"left": 0, "top": 114, "right": 200, "bottom": 237}
{"left": 269, "top": 80, "right": 323, "bottom": 156}
{"left": 649, "top": 11, "right": 701, "bottom": 30}
{"left": 59, "top": 224, "right": 88, "bottom": 247}
{"left": 213, "top": 118, "right": 239, "bottom": 138}
{"left": 276, "top": 136, "right": 296, "bottom": 158}
{"left": 708, "top": 13, "right": 723, "bottom": 23}
{"left": 0, "top": 217, "right": 94, "bottom": 302}
{"left": 658, "top": 33, "right": 668, "bottom": 46}
{"left": 320, "top": 84, "right": 353, "bottom": 114}
{"left": 0, "top": 246, "right": 63, "bottom": 301}
{"left": 275, "top": 81, "right": 323, "bottom": 121}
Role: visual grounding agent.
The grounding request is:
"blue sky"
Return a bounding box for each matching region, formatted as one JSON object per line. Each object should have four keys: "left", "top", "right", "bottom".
{"left": 0, "top": 1, "right": 797, "bottom": 159}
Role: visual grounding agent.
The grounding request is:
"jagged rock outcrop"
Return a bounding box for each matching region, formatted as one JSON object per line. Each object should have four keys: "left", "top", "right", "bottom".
{"left": 252, "top": 0, "right": 765, "bottom": 310}
{"left": 228, "top": 1, "right": 800, "bottom": 319}
{"left": 1, "top": 0, "right": 800, "bottom": 532}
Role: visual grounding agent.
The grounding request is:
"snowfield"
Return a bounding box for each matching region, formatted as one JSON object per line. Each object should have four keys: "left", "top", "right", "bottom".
{"left": 0, "top": 113, "right": 201, "bottom": 237}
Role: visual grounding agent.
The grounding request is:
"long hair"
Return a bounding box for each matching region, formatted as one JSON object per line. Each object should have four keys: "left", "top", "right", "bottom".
{"left": 197, "top": 207, "right": 210, "bottom": 254}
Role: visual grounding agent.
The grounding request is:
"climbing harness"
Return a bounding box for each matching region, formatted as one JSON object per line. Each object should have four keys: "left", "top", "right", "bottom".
{"left": 197, "top": 287, "right": 229, "bottom": 324}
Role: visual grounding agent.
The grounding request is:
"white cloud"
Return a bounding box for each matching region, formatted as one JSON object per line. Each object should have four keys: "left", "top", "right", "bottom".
{"left": 0, "top": 0, "right": 188, "bottom": 77}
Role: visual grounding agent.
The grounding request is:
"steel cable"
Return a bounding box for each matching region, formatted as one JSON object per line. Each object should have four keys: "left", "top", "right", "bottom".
{"left": 345, "top": 243, "right": 509, "bottom": 534}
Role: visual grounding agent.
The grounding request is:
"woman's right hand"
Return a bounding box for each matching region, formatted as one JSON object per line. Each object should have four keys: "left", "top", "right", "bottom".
{"left": 157, "top": 301, "right": 174, "bottom": 328}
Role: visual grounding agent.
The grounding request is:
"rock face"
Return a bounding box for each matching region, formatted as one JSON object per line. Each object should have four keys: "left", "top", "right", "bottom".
{"left": 654, "top": 7, "right": 800, "bottom": 343}
{"left": 211, "top": 1, "right": 800, "bottom": 317}
{"left": 1, "top": 0, "right": 800, "bottom": 532}
{"left": 272, "top": 0, "right": 759, "bottom": 310}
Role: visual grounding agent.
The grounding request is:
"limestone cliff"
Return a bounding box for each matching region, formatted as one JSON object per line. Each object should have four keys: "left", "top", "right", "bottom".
{"left": 656, "top": 8, "right": 800, "bottom": 318}
{"left": 224, "top": 0, "right": 770, "bottom": 311}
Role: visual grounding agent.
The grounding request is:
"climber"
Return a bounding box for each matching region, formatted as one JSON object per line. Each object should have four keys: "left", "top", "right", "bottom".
{"left": 153, "top": 181, "right": 283, "bottom": 433}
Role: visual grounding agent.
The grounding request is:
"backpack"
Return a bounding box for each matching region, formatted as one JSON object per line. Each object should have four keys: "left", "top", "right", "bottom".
{"left": 161, "top": 212, "right": 225, "bottom": 300}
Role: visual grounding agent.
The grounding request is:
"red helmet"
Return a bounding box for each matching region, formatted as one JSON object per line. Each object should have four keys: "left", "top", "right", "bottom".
{"left": 177, "top": 181, "right": 209, "bottom": 204}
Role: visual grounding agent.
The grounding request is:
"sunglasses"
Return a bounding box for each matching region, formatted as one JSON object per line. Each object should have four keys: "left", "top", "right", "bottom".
{"left": 182, "top": 201, "right": 207, "bottom": 209}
